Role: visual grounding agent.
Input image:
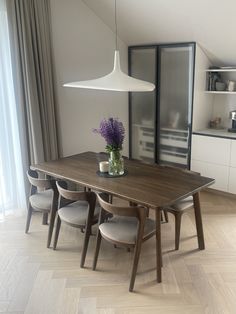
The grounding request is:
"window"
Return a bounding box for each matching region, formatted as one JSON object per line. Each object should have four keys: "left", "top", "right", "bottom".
{"left": 0, "top": 0, "right": 26, "bottom": 218}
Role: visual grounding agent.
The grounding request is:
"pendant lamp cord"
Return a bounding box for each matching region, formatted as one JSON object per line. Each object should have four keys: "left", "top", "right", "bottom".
{"left": 115, "top": 0, "right": 118, "bottom": 50}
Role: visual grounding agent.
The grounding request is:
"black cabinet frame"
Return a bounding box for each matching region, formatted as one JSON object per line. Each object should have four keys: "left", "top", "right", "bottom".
{"left": 128, "top": 42, "right": 196, "bottom": 169}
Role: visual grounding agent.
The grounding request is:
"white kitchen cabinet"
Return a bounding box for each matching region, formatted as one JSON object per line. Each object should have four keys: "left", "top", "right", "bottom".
{"left": 228, "top": 167, "right": 236, "bottom": 194}
{"left": 191, "top": 135, "right": 231, "bottom": 166}
{"left": 191, "top": 160, "right": 229, "bottom": 192}
{"left": 191, "top": 134, "right": 236, "bottom": 193}
{"left": 230, "top": 140, "right": 236, "bottom": 168}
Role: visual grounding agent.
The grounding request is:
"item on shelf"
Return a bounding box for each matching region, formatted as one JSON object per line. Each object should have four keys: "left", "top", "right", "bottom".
{"left": 168, "top": 110, "right": 180, "bottom": 128}
{"left": 215, "top": 82, "right": 226, "bottom": 91}
{"left": 226, "top": 80, "right": 236, "bottom": 92}
{"left": 138, "top": 126, "right": 154, "bottom": 159}
{"left": 141, "top": 118, "right": 152, "bottom": 126}
{"left": 209, "top": 117, "right": 222, "bottom": 129}
{"left": 209, "top": 66, "right": 220, "bottom": 70}
{"left": 220, "top": 66, "right": 236, "bottom": 69}
{"left": 208, "top": 71, "right": 221, "bottom": 91}
{"left": 228, "top": 110, "right": 236, "bottom": 133}
{"left": 159, "top": 128, "right": 189, "bottom": 165}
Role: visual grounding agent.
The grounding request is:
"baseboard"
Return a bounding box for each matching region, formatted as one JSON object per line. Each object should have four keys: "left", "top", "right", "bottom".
{"left": 205, "top": 187, "right": 236, "bottom": 199}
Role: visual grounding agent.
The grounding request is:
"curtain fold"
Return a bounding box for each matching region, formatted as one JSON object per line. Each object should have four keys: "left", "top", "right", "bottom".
{"left": 0, "top": 0, "right": 26, "bottom": 217}
{"left": 6, "top": 0, "right": 59, "bottom": 165}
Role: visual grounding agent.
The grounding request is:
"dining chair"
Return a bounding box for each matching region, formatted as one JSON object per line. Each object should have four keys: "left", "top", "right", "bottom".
{"left": 25, "top": 169, "right": 53, "bottom": 233}
{"left": 93, "top": 193, "right": 157, "bottom": 292}
{"left": 53, "top": 181, "right": 100, "bottom": 268}
{"left": 161, "top": 166, "right": 200, "bottom": 250}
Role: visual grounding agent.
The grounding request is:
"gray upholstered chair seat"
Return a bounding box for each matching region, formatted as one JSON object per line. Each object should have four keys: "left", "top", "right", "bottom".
{"left": 172, "top": 196, "right": 193, "bottom": 211}
{"left": 29, "top": 189, "right": 53, "bottom": 211}
{"left": 58, "top": 201, "right": 100, "bottom": 225}
{"left": 99, "top": 216, "right": 156, "bottom": 245}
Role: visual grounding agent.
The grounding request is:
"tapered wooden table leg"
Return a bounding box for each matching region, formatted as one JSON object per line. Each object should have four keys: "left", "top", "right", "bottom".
{"left": 155, "top": 208, "right": 162, "bottom": 282}
{"left": 47, "top": 180, "right": 58, "bottom": 248}
{"left": 193, "top": 192, "right": 205, "bottom": 250}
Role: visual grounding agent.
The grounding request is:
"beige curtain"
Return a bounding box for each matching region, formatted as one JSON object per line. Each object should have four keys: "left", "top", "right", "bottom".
{"left": 6, "top": 0, "right": 59, "bottom": 164}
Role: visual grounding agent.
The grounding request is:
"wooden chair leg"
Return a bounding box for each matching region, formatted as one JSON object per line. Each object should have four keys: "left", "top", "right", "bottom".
{"left": 92, "top": 230, "right": 102, "bottom": 270}
{"left": 25, "top": 203, "right": 33, "bottom": 234}
{"left": 175, "top": 212, "right": 182, "bottom": 250}
{"left": 81, "top": 195, "right": 96, "bottom": 268}
{"left": 47, "top": 181, "right": 59, "bottom": 248}
{"left": 42, "top": 213, "right": 48, "bottom": 225}
{"left": 80, "top": 222, "right": 92, "bottom": 268}
{"left": 129, "top": 236, "right": 143, "bottom": 292}
{"left": 53, "top": 215, "right": 61, "bottom": 250}
{"left": 156, "top": 209, "right": 162, "bottom": 282}
{"left": 164, "top": 210, "right": 169, "bottom": 223}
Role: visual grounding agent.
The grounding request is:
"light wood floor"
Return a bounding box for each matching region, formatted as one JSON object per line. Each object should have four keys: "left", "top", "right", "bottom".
{"left": 0, "top": 191, "right": 236, "bottom": 314}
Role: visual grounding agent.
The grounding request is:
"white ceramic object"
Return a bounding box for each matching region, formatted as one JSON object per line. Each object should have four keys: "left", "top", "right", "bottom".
{"left": 226, "top": 80, "right": 236, "bottom": 92}
{"left": 99, "top": 161, "right": 109, "bottom": 173}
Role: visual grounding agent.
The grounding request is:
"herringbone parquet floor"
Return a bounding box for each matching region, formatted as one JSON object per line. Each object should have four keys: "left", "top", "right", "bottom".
{"left": 0, "top": 191, "right": 236, "bottom": 314}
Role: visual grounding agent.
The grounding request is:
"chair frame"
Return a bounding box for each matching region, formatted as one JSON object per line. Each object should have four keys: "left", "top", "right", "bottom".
{"left": 25, "top": 169, "right": 53, "bottom": 233}
{"left": 161, "top": 165, "right": 200, "bottom": 250}
{"left": 53, "top": 180, "right": 97, "bottom": 268}
{"left": 93, "top": 193, "right": 156, "bottom": 292}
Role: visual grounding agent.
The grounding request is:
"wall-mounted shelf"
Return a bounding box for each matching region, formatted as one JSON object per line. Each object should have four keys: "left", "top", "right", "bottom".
{"left": 206, "top": 67, "right": 236, "bottom": 93}
{"left": 205, "top": 91, "right": 236, "bottom": 94}
{"left": 205, "top": 68, "right": 236, "bottom": 72}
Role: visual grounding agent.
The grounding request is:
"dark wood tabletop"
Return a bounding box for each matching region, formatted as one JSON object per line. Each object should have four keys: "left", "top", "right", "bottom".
{"left": 31, "top": 151, "right": 215, "bottom": 282}
{"left": 32, "top": 151, "right": 214, "bottom": 209}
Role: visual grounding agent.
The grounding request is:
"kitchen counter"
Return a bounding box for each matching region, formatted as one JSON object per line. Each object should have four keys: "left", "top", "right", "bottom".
{"left": 193, "top": 128, "right": 236, "bottom": 139}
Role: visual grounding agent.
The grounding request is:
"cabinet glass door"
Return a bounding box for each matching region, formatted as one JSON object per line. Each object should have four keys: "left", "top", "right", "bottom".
{"left": 129, "top": 48, "right": 156, "bottom": 162}
{"left": 158, "top": 44, "right": 194, "bottom": 168}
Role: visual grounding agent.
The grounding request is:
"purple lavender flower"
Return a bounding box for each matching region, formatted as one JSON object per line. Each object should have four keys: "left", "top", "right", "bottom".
{"left": 93, "top": 118, "right": 125, "bottom": 152}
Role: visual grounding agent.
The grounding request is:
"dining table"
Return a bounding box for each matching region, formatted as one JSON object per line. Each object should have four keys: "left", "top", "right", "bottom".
{"left": 31, "top": 151, "right": 215, "bottom": 282}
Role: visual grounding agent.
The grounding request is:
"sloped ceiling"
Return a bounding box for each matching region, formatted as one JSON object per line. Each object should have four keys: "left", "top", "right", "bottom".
{"left": 83, "top": 0, "right": 236, "bottom": 66}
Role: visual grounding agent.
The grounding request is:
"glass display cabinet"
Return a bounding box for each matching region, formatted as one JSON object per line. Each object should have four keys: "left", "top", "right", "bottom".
{"left": 129, "top": 43, "right": 195, "bottom": 168}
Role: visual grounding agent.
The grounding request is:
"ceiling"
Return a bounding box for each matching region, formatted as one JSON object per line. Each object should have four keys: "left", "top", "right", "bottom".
{"left": 83, "top": 0, "right": 236, "bottom": 66}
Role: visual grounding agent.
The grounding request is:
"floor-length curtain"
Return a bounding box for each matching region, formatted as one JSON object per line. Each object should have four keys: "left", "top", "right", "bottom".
{"left": 6, "top": 0, "right": 59, "bottom": 165}
{"left": 0, "top": 0, "right": 26, "bottom": 218}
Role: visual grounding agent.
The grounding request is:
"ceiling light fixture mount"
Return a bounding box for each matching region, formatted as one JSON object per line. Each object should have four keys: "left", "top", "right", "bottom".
{"left": 64, "top": 0, "right": 155, "bottom": 92}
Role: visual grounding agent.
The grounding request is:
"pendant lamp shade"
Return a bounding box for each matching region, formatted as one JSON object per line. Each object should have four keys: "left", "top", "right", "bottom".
{"left": 64, "top": 0, "right": 155, "bottom": 92}
{"left": 63, "top": 51, "right": 155, "bottom": 92}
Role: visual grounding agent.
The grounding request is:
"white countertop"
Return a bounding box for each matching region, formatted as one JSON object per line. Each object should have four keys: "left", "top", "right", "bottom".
{"left": 193, "top": 128, "right": 236, "bottom": 139}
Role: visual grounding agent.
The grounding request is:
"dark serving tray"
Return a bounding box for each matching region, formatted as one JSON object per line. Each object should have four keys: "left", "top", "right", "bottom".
{"left": 96, "top": 169, "right": 128, "bottom": 178}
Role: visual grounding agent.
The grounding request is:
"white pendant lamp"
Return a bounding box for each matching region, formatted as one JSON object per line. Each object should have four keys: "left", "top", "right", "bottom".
{"left": 63, "top": 0, "right": 155, "bottom": 92}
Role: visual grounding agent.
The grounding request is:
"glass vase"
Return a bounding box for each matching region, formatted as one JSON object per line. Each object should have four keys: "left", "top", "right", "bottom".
{"left": 108, "top": 151, "right": 124, "bottom": 176}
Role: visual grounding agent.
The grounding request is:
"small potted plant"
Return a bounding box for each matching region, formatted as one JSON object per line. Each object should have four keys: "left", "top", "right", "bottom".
{"left": 93, "top": 118, "right": 125, "bottom": 175}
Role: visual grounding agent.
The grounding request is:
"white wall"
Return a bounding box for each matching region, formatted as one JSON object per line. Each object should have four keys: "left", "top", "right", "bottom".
{"left": 50, "top": 0, "right": 129, "bottom": 157}
{"left": 83, "top": 0, "right": 236, "bottom": 66}
{"left": 192, "top": 44, "right": 214, "bottom": 131}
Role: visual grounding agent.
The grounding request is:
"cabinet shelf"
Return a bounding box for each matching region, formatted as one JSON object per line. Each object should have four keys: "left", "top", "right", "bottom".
{"left": 205, "top": 68, "right": 236, "bottom": 72}
{"left": 205, "top": 91, "right": 236, "bottom": 94}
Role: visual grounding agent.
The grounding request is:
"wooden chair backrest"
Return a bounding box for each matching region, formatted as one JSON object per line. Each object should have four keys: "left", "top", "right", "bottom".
{"left": 96, "top": 193, "right": 147, "bottom": 221}
{"left": 56, "top": 180, "right": 95, "bottom": 203}
{"left": 27, "top": 170, "right": 51, "bottom": 190}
